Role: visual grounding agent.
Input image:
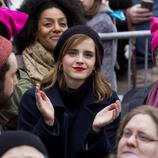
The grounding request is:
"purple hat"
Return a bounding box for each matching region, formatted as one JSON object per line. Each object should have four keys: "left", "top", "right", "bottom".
{"left": 150, "top": 17, "right": 158, "bottom": 64}
{"left": 0, "top": 7, "right": 29, "bottom": 39}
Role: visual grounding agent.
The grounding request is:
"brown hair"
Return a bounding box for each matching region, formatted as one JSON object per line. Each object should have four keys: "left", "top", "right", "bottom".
{"left": 117, "top": 106, "right": 158, "bottom": 144}
{"left": 42, "top": 34, "right": 112, "bottom": 101}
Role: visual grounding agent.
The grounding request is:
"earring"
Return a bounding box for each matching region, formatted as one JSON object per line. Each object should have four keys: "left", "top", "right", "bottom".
{"left": 93, "top": 68, "right": 96, "bottom": 74}
{"left": 59, "top": 64, "right": 63, "bottom": 71}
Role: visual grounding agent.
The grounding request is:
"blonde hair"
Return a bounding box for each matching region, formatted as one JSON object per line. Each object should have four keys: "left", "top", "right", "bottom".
{"left": 41, "top": 34, "right": 112, "bottom": 101}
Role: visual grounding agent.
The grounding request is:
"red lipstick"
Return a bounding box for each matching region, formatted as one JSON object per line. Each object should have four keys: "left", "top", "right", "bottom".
{"left": 73, "top": 67, "right": 85, "bottom": 72}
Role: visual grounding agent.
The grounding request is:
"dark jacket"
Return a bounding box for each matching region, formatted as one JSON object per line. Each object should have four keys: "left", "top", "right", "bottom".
{"left": 121, "top": 84, "right": 153, "bottom": 119}
{"left": 0, "top": 69, "right": 32, "bottom": 132}
{"left": 18, "top": 85, "right": 120, "bottom": 158}
{"left": 109, "top": 0, "right": 132, "bottom": 10}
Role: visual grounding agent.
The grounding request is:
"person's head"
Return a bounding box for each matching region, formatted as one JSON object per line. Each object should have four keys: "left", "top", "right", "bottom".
{"left": 0, "top": 35, "right": 18, "bottom": 107}
{"left": 80, "top": 0, "right": 101, "bottom": 18}
{"left": 43, "top": 25, "right": 112, "bottom": 100}
{"left": 117, "top": 105, "right": 158, "bottom": 158}
{"left": 14, "top": 0, "right": 85, "bottom": 54}
{"left": 0, "top": 7, "right": 28, "bottom": 39}
{"left": 0, "top": 130, "right": 49, "bottom": 158}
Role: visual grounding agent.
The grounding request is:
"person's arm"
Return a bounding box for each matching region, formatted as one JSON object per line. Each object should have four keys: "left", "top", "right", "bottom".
{"left": 18, "top": 87, "right": 59, "bottom": 137}
{"left": 78, "top": 93, "right": 121, "bottom": 157}
{"left": 18, "top": 87, "right": 62, "bottom": 158}
{"left": 79, "top": 127, "right": 112, "bottom": 157}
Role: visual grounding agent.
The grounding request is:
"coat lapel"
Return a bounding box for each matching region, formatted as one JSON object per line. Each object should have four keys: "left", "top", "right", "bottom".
{"left": 69, "top": 92, "right": 99, "bottom": 158}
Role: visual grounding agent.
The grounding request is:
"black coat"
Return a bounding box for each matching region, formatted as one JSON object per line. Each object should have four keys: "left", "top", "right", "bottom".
{"left": 18, "top": 86, "right": 120, "bottom": 158}
{"left": 109, "top": 0, "right": 132, "bottom": 10}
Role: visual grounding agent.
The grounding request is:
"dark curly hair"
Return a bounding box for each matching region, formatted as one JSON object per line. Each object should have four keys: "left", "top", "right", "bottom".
{"left": 13, "top": 0, "right": 85, "bottom": 54}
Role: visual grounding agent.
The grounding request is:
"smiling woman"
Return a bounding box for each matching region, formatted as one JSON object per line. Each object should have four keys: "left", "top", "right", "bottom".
{"left": 18, "top": 25, "right": 121, "bottom": 158}
{"left": 61, "top": 37, "right": 96, "bottom": 89}
{"left": 7, "top": 0, "right": 85, "bottom": 131}
{"left": 13, "top": 0, "right": 85, "bottom": 82}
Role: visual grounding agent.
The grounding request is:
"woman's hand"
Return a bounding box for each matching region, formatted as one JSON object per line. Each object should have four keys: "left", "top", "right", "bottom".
{"left": 35, "top": 84, "right": 55, "bottom": 126}
{"left": 92, "top": 100, "right": 121, "bottom": 133}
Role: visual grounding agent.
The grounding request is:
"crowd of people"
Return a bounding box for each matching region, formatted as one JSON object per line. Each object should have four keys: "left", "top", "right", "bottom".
{"left": 0, "top": 0, "right": 158, "bottom": 158}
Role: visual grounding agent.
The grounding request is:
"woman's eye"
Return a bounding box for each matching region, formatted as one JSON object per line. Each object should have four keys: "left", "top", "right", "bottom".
{"left": 138, "top": 133, "right": 155, "bottom": 142}
{"left": 67, "top": 50, "right": 77, "bottom": 56}
{"left": 59, "top": 22, "right": 67, "bottom": 28}
{"left": 123, "top": 130, "right": 131, "bottom": 137}
{"left": 84, "top": 52, "right": 94, "bottom": 58}
{"left": 44, "top": 23, "right": 52, "bottom": 27}
{"left": 139, "top": 135, "right": 149, "bottom": 142}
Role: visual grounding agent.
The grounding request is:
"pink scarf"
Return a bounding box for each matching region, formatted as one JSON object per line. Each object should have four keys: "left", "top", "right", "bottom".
{"left": 146, "top": 81, "right": 158, "bottom": 107}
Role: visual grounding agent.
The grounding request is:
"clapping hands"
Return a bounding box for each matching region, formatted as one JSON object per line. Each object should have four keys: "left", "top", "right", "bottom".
{"left": 35, "top": 84, "right": 55, "bottom": 126}
{"left": 92, "top": 100, "right": 121, "bottom": 133}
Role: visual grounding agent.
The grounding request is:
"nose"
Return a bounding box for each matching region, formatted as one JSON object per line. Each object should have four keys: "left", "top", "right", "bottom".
{"left": 53, "top": 22, "right": 61, "bottom": 33}
{"left": 126, "top": 134, "right": 137, "bottom": 147}
{"left": 76, "top": 54, "right": 84, "bottom": 64}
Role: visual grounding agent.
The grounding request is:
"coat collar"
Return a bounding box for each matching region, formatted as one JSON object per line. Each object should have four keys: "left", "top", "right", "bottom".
{"left": 45, "top": 85, "right": 116, "bottom": 111}
{"left": 45, "top": 85, "right": 101, "bottom": 110}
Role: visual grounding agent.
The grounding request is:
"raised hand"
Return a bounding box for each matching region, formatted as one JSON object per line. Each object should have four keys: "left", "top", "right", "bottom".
{"left": 35, "top": 84, "right": 55, "bottom": 126}
{"left": 126, "top": 4, "right": 153, "bottom": 24}
{"left": 92, "top": 100, "right": 121, "bottom": 133}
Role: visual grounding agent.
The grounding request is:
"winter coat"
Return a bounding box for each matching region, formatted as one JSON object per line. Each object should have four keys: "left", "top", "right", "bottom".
{"left": 0, "top": 69, "right": 32, "bottom": 132}
{"left": 18, "top": 85, "right": 120, "bottom": 158}
{"left": 109, "top": 0, "right": 132, "bottom": 10}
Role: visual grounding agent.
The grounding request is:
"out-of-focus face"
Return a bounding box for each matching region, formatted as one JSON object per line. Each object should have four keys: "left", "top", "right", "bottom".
{"left": 117, "top": 114, "right": 158, "bottom": 158}
{"left": 37, "top": 7, "right": 68, "bottom": 51}
{"left": 3, "top": 53, "right": 18, "bottom": 99}
{"left": 80, "top": 0, "right": 94, "bottom": 11}
{"left": 2, "top": 145, "right": 45, "bottom": 158}
{"left": 62, "top": 38, "right": 96, "bottom": 89}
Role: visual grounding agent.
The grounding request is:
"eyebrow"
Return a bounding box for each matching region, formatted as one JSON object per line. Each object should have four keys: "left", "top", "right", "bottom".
{"left": 84, "top": 50, "right": 95, "bottom": 54}
{"left": 43, "top": 17, "right": 67, "bottom": 21}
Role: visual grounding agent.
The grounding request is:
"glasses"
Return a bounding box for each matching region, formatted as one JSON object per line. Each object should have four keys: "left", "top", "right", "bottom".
{"left": 122, "top": 129, "right": 158, "bottom": 144}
